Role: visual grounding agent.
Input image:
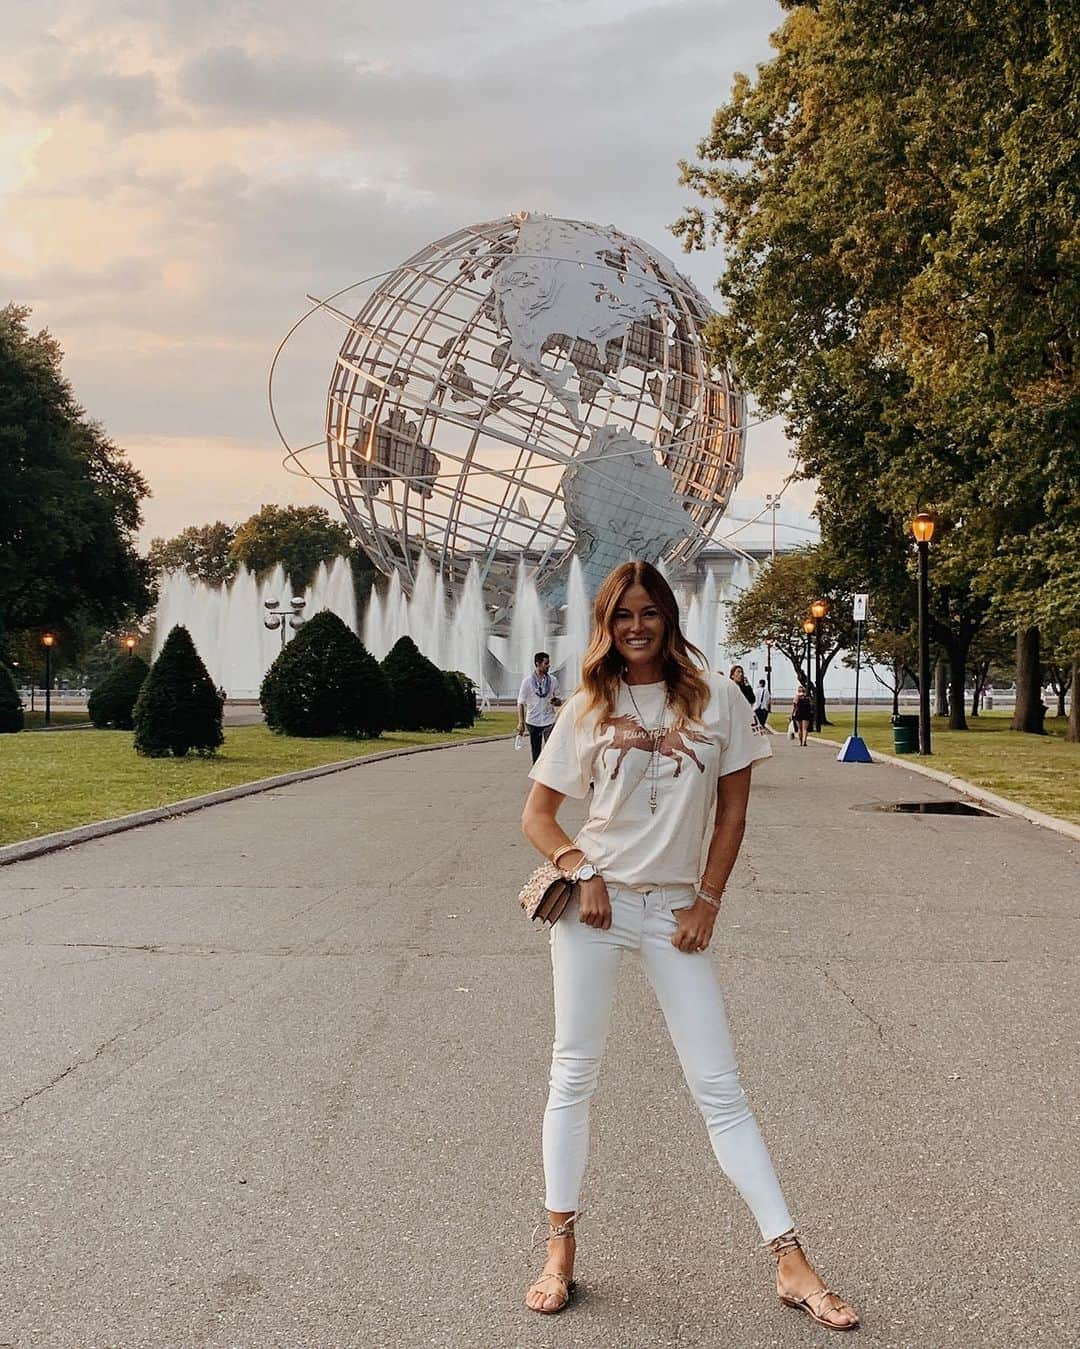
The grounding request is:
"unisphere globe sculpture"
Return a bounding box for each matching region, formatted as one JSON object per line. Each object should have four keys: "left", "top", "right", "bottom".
{"left": 286, "top": 212, "right": 746, "bottom": 613}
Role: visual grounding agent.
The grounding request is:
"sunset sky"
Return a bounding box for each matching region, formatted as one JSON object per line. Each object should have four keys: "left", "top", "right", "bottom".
{"left": 1, "top": 0, "right": 815, "bottom": 550}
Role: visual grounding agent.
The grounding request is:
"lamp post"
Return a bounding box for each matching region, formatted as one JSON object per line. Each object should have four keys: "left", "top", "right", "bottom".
{"left": 264, "top": 595, "right": 306, "bottom": 651}
{"left": 124, "top": 636, "right": 136, "bottom": 659}
{"left": 42, "top": 633, "right": 55, "bottom": 726}
{"left": 810, "top": 598, "right": 828, "bottom": 731}
{"left": 802, "top": 619, "right": 815, "bottom": 702}
{"left": 764, "top": 638, "right": 773, "bottom": 701}
{"left": 912, "top": 513, "right": 935, "bottom": 754}
{"left": 764, "top": 493, "right": 781, "bottom": 561}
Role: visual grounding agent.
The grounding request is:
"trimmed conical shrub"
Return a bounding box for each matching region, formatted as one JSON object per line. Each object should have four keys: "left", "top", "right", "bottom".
{"left": 0, "top": 662, "right": 23, "bottom": 733}
{"left": 381, "top": 636, "right": 457, "bottom": 732}
{"left": 133, "top": 625, "right": 224, "bottom": 757}
{"left": 444, "top": 670, "right": 478, "bottom": 728}
{"left": 260, "top": 609, "right": 391, "bottom": 738}
{"left": 88, "top": 656, "right": 150, "bottom": 729}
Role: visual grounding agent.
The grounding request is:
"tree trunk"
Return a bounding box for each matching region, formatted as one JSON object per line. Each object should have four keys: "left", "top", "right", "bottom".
{"left": 970, "top": 658, "right": 990, "bottom": 718}
{"left": 892, "top": 661, "right": 901, "bottom": 718}
{"left": 1010, "top": 626, "right": 1045, "bottom": 733}
{"left": 948, "top": 652, "right": 969, "bottom": 730}
{"left": 1066, "top": 659, "right": 1079, "bottom": 742}
{"left": 933, "top": 656, "right": 949, "bottom": 717}
{"left": 818, "top": 650, "right": 836, "bottom": 726}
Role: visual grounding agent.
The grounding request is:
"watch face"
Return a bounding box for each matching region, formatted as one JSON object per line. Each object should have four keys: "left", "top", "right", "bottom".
{"left": 576, "top": 864, "right": 597, "bottom": 881}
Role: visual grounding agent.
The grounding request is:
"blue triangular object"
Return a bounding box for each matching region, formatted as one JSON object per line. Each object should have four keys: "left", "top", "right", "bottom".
{"left": 837, "top": 735, "right": 873, "bottom": 763}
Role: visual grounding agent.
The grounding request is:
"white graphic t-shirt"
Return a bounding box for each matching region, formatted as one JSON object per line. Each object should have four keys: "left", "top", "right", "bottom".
{"left": 529, "top": 674, "right": 771, "bottom": 889}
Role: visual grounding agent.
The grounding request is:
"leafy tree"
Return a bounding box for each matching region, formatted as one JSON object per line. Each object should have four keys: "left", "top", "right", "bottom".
{"left": 727, "top": 548, "right": 855, "bottom": 722}
{"left": 147, "top": 522, "right": 237, "bottom": 585}
{"left": 381, "top": 636, "right": 457, "bottom": 732}
{"left": 260, "top": 610, "right": 391, "bottom": 737}
{"left": 846, "top": 628, "right": 918, "bottom": 719}
{"left": 0, "top": 305, "right": 154, "bottom": 637}
{"left": 0, "top": 662, "right": 23, "bottom": 733}
{"left": 675, "top": 0, "right": 1077, "bottom": 734}
{"left": 87, "top": 656, "right": 150, "bottom": 729}
{"left": 133, "top": 625, "right": 223, "bottom": 757}
{"left": 230, "top": 505, "right": 353, "bottom": 593}
{"left": 3, "top": 616, "right": 152, "bottom": 692}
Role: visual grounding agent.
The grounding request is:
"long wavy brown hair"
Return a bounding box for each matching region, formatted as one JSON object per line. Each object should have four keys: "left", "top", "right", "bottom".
{"left": 578, "top": 561, "right": 710, "bottom": 728}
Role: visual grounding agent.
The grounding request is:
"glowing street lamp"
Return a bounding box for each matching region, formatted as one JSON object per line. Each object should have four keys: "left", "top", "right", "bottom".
{"left": 42, "top": 633, "right": 55, "bottom": 726}
{"left": 810, "top": 599, "right": 829, "bottom": 731}
{"left": 124, "top": 636, "right": 137, "bottom": 658}
{"left": 801, "top": 618, "right": 815, "bottom": 696}
{"left": 911, "top": 513, "right": 935, "bottom": 754}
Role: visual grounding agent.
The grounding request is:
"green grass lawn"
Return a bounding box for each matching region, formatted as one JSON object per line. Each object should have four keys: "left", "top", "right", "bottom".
{"left": 1, "top": 713, "right": 516, "bottom": 846}
{"left": 23, "top": 710, "right": 92, "bottom": 729}
{"left": 816, "top": 709, "right": 1079, "bottom": 825}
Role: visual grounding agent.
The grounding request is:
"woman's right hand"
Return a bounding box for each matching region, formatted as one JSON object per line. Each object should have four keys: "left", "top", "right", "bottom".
{"left": 577, "top": 875, "right": 612, "bottom": 929}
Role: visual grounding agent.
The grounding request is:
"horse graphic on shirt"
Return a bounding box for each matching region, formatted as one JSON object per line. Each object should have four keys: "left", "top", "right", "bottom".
{"left": 598, "top": 713, "right": 710, "bottom": 781}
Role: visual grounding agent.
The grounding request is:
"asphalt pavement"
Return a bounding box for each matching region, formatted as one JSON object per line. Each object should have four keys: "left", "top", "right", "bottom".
{"left": 1, "top": 731, "right": 1077, "bottom": 1349}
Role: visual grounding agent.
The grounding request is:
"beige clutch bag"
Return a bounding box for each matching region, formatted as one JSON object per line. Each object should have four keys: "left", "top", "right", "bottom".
{"left": 517, "top": 863, "right": 579, "bottom": 926}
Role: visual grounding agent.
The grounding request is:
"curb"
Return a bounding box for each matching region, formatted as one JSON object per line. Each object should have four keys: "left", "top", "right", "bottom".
{"left": 0, "top": 733, "right": 515, "bottom": 868}
{"left": 813, "top": 734, "right": 1080, "bottom": 844}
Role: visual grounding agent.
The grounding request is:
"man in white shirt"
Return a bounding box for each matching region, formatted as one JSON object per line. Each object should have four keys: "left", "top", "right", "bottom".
{"left": 753, "top": 679, "right": 771, "bottom": 728}
{"left": 517, "top": 652, "right": 562, "bottom": 763}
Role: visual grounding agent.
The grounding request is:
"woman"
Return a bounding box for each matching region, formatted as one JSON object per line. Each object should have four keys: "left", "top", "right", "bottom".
{"left": 792, "top": 685, "right": 814, "bottom": 747}
{"left": 521, "top": 562, "right": 858, "bottom": 1332}
{"left": 729, "top": 663, "right": 757, "bottom": 705}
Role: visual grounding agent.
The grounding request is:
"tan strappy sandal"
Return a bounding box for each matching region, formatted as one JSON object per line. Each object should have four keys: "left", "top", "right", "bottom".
{"left": 766, "top": 1230, "right": 860, "bottom": 1332}
{"left": 524, "top": 1214, "right": 579, "bottom": 1315}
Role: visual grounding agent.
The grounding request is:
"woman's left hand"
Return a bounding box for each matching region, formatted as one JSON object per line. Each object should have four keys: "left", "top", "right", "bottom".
{"left": 671, "top": 898, "right": 718, "bottom": 954}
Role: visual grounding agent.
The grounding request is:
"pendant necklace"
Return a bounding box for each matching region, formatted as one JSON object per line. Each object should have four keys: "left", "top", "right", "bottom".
{"left": 624, "top": 679, "right": 670, "bottom": 814}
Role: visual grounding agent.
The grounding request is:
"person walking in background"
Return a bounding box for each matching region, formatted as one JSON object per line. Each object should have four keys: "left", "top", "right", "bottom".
{"left": 520, "top": 561, "right": 859, "bottom": 1332}
{"left": 753, "top": 678, "right": 771, "bottom": 729}
{"left": 792, "top": 685, "right": 813, "bottom": 747}
{"left": 518, "top": 652, "right": 562, "bottom": 764}
{"left": 729, "top": 664, "right": 756, "bottom": 706}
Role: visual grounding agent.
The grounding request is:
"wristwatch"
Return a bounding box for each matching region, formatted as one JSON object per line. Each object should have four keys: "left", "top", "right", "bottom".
{"left": 571, "top": 862, "right": 599, "bottom": 883}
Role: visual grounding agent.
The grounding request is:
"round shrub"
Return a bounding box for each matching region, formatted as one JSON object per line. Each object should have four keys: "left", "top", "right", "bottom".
{"left": 133, "top": 625, "right": 224, "bottom": 758}
{"left": 88, "top": 656, "right": 150, "bottom": 729}
{"left": 381, "top": 636, "right": 457, "bottom": 732}
{"left": 0, "top": 662, "right": 23, "bottom": 733}
{"left": 260, "top": 609, "right": 391, "bottom": 738}
{"left": 444, "top": 670, "right": 478, "bottom": 728}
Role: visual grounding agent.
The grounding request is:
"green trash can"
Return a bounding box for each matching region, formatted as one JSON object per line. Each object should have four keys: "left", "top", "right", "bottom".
{"left": 891, "top": 713, "right": 919, "bottom": 754}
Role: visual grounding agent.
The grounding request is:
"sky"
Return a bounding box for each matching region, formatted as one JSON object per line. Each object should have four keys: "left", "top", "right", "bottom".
{"left": 1, "top": 0, "right": 816, "bottom": 553}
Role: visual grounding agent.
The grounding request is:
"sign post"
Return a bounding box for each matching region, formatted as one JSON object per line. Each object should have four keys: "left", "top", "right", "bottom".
{"left": 838, "top": 593, "right": 873, "bottom": 763}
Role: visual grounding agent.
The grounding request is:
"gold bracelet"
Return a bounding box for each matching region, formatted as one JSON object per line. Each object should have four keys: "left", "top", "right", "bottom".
{"left": 550, "top": 843, "right": 581, "bottom": 867}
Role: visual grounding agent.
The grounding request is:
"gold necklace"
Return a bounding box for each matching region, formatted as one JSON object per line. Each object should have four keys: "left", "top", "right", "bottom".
{"left": 625, "top": 680, "right": 670, "bottom": 814}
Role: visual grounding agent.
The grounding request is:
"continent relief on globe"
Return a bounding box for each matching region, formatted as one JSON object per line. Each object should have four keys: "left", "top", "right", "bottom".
{"left": 492, "top": 214, "right": 669, "bottom": 428}
{"left": 541, "top": 426, "right": 693, "bottom": 602}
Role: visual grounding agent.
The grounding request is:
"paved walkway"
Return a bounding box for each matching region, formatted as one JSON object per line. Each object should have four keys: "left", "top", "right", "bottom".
{"left": 1, "top": 735, "right": 1077, "bottom": 1348}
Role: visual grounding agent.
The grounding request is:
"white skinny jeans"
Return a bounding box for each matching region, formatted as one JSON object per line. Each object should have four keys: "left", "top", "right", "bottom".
{"left": 543, "top": 883, "right": 793, "bottom": 1242}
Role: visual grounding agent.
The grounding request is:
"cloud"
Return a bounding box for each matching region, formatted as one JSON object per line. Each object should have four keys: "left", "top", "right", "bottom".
{"left": 128, "top": 435, "right": 330, "bottom": 541}
{"left": 1, "top": 0, "right": 803, "bottom": 538}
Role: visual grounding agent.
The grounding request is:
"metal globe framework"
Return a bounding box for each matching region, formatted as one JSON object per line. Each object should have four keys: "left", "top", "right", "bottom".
{"left": 275, "top": 212, "right": 746, "bottom": 612}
